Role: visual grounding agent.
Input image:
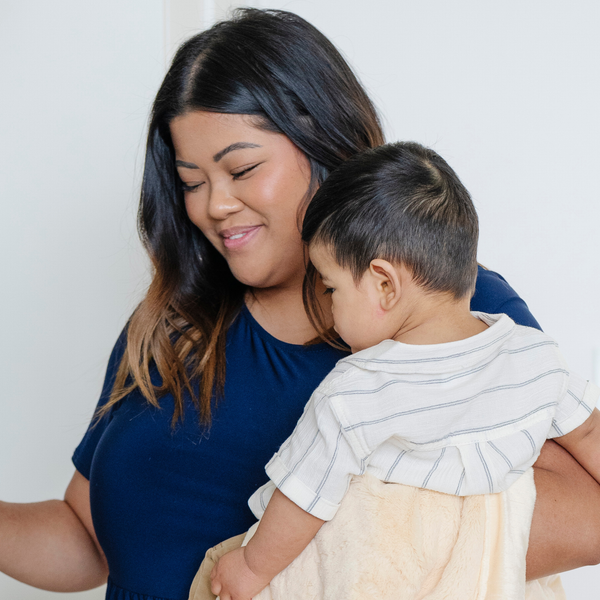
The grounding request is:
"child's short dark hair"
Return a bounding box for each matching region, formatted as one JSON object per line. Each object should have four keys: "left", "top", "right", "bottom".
{"left": 302, "top": 141, "right": 479, "bottom": 299}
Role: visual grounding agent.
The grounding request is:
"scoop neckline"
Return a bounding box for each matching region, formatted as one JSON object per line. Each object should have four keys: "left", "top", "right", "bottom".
{"left": 240, "top": 304, "right": 340, "bottom": 354}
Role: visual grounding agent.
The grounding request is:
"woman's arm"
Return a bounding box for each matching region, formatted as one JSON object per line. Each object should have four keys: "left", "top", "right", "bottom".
{"left": 473, "top": 268, "right": 600, "bottom": 577}
{"left": 527, "top": 440, "right": 600, "bottom": 580}
{"left": 555, "top": 408, "right": 600, "bottom": 487}
{"left": 0, "top": 469, "right": 108, "bottom": 592}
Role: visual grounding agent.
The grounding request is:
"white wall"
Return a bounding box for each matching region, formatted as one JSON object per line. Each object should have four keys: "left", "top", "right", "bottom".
{"left": 0, "top": 1, "right": 163, "bottom": 598}
{"left": 1, "top": 0, "right": 599, "bottom": 598}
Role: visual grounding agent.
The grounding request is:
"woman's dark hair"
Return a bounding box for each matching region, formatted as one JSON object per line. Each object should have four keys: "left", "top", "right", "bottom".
{"left": 302, "top": 142, "right": 479, "bottom": 300}
{"left": 101, "top": 8, "right": 384, "bottom": 426}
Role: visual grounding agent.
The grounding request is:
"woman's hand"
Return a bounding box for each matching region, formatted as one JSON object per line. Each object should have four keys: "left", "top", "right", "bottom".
{"left": 210, "top": 547, "right": 271, "bottom": 600}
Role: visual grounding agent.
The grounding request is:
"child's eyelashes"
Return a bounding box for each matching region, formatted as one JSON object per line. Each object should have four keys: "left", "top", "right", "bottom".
{"left": 323, "top": 287, "right": 335, "bottom": 295}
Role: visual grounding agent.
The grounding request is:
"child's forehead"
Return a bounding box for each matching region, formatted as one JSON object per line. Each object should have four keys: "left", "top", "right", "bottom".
{"left": 308, "top": 242, "right": 337, "bottom": 271}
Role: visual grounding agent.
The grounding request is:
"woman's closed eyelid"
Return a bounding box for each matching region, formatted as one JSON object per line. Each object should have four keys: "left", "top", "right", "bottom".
{"left": 231, "top": 162, "right": 261, "bottom": 179}
{"left": 180, "top": 161, "right": 261, "bottom": 191}
{"left": 181, "top": 181, "right": 205, "bottom": 192}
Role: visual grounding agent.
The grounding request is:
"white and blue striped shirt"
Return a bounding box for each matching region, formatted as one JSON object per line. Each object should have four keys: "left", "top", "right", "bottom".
{"left": 249, "top": 313, "right": 598, "bottom": 521}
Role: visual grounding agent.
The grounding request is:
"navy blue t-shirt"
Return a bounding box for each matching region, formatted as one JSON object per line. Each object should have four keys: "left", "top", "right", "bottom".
{"left": 73, "top": 266, "right": 539, "bottom": 600}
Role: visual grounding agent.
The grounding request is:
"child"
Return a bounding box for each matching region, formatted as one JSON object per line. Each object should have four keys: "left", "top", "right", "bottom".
{"left": 207, "top": 142, "right": 600, "bottom": 599}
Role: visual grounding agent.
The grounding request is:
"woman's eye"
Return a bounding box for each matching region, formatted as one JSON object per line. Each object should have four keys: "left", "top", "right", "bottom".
{"left": 232, "top": 164, "right": 259, "bottom": 180}
{"left": 181, "top": 182, "right": 204, "bottom": 192}
{"left": 323, "top": 288, "right": 335, "bottom": 295}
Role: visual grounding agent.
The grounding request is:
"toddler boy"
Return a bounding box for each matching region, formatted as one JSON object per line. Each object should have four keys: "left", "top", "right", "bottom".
{"left": 209, "top": 142, "right": 600, "bottom": 600}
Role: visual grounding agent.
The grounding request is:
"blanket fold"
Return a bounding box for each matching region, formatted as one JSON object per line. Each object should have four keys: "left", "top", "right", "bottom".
{"left": 243, "top": 469, "right": 565, "bottom": 600}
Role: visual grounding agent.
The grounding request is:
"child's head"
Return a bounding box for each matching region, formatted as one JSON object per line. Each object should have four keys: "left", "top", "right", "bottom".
{"left": 302, "top": 141, "right": 479, "bottom": 351}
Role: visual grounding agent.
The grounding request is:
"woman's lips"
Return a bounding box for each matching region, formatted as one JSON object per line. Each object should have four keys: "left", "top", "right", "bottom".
{"left": 220, "top": 225, "right": 263, "bottom": 249}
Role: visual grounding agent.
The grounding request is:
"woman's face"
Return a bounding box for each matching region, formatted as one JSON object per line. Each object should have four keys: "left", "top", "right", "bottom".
{"left": 170, "top": 111, "right": 312, "bottom": 289}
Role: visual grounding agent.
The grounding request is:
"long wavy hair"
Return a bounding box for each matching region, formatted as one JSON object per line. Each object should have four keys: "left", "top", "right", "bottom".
{"left": 102, "top": 8, "right": 384, "bottom": 426}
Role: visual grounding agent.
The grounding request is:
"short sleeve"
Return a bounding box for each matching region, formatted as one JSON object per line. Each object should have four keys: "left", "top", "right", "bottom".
{"left": 548, "top": 373, "right": 599, "bottom": 438}
{"left": 72, "top": 328, "right": 128, "bottom": 480}
{"left": 472, "top": 267, "right": 541, "bottom": 330}
{"left": 264, "top": 390, "right": 365, "bottom": 521}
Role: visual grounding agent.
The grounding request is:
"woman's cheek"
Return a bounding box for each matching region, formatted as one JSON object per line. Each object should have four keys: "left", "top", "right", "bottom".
{"left": 184, "top": 199, "right": 210, "bottom": 238}
{"left": 184, "top": 196, "right": 200, "bottom": 225}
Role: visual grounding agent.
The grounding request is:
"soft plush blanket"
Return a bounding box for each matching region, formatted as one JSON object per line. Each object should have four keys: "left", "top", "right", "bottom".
{"left": 243, "top": 469, "right": 565, "bottom": 600}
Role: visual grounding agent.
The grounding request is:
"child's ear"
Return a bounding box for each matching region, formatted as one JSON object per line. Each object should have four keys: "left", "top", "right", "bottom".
{"left": 369, "top": 259, "right": 403, "bottom": 310}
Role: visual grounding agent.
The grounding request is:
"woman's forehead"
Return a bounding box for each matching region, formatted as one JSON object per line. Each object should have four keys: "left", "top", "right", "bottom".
{"left": 170, "top": 111, "right": 282, "bottom": 160}
{"left": 171, "top": 112, "right": 263, "bottom": 140}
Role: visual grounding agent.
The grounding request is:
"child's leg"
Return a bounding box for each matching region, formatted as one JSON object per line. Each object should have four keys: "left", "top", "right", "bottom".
{"left": 188, "top": 533, "right": 246, "bottom": 600}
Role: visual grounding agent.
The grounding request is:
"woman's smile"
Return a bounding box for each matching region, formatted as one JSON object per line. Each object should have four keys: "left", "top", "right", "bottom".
{"left": 170, "top": 111, "right": 312, "bottom": 289}
{"left": 220, "top": 225, "right": 264, "bottom": 250}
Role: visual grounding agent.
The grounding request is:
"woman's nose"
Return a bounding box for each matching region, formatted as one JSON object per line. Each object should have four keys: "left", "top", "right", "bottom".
{"left": 207, "top": 183, "right": 243, "bottom": 220}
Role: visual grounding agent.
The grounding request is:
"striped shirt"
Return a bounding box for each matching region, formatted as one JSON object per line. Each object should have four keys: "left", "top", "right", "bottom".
{"left": 248, "top": 312, "right": 598, "bottom": 521}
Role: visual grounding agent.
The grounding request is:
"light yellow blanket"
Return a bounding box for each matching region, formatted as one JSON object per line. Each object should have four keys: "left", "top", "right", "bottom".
{"left": 242, "top": 469, "right": 565, "bottom": 600}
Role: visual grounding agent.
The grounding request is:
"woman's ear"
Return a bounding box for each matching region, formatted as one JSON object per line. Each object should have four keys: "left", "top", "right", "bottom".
{"left": 369, "top": 259, "right": 403, "bottom": 310}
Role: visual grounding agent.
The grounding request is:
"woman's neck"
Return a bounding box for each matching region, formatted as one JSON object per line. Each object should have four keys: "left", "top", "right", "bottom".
{"left": 246, "top": 281, "right": 332, "bottom": 345}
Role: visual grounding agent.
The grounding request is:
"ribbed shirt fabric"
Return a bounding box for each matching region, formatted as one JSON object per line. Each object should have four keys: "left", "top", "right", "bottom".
{"left": 249, "top": 313, "right": 597, "bottom": 521}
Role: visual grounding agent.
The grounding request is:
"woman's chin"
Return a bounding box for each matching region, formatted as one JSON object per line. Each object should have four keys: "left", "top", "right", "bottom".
{"left": 229, "top": 266, "right": 301, "bottom": 291}
{"left": 229, "top": 267, "right": 275, "bottom": 289}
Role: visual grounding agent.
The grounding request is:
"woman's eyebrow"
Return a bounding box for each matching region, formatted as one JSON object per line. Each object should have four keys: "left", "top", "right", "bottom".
{"left": 176, "top": 160, "right": 199, "bottom": 169}
{"left": 175, "top": 143, "right": 262, "bottom": 169}
{"left": 213, "top": 142, "right": 261, "bottom": 162}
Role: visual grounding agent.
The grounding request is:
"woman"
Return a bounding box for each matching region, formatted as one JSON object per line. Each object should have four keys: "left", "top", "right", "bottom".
{"left": 1, "top": 9, "right": 599, "bottom": 600}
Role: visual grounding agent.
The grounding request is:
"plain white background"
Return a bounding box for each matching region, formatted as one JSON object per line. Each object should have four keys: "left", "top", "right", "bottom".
{"left": 1, "top": 0, "right": 599, "bottom": 598}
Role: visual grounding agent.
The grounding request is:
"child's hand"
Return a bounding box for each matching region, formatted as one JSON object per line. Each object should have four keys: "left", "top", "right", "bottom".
{"left": 210, "top": 547, "right": 271, "bottom": 600}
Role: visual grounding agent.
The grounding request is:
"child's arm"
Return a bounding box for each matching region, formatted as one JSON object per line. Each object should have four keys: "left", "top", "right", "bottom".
{"left": 555, "top": 408, "right": 600, "bottom": 485}
{"left": 210, "top": 489, "right": 325, "bottom": 600}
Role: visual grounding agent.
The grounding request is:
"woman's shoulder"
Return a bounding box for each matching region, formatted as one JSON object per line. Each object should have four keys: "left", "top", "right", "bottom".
{"left": 107, "top": 326, "right": 129, "bottom": 371}
{"left": 472, "top": 266, "right": 541, "bottom": 330}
